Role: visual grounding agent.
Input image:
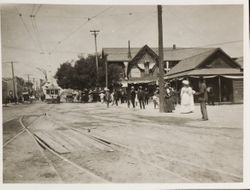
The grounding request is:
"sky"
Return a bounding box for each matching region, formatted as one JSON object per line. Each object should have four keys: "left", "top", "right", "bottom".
{"left": 1, "top": 3, "right": 243, "bottom": 81}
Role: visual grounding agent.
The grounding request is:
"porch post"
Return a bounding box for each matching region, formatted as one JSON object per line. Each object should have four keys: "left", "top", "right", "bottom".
{"left": 218, "top": 76, "right": 221, "bottom": 104}
{"left": 123, "top": 61, "right": 129, "bottom": 80}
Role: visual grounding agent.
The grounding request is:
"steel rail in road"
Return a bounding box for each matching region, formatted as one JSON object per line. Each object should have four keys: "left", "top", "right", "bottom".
{"left": 43, "top": 108, "right": 242, "bottom": 182}
{"left": 3, "top": 114, "right": 43, "bottom": 148}
{"left": 45, "top": 111, "right": 192, "bottom": 182}
{"left": 3, "top": 129, "right": 26, "bottom": 148}
{"left": 71, "top": 127, "right": 192, "bottom": 182}
{"left": 71, "top": 127, "right": 242, "bottom": 182}
{"left": 19, "top": 115, "right": 109, "bottom": 183}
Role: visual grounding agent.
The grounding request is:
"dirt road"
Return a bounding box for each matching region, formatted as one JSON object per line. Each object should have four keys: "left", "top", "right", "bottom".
{"left": 3, "top": 102, "right": 243, "bottom": 183}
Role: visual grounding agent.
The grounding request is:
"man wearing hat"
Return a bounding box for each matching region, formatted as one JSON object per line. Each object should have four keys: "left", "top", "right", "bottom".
{"left": 138, "top": 86, "right": 145, "bottom": 109}
{"left": 130, "top": 86, "right": 136, "bottom": 108}
{"left": 196, "top": 76, "right": 208, "bottom": 120}
{"left": 105, "top": 88, "right": 111, "bottom": 108}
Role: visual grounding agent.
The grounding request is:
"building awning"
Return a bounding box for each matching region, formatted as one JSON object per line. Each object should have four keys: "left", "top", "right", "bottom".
{"left": 189, "top": 75, "right": 218, "bottom": 79}
{"left": 127, "top": 80, "right": 156, "bottom": 84}
{"left": 221, "top": 75, "right": 244, "bottom": 79}
{"left": 165, "top": 68, "right": 243, "bottom": 80}
{"left": 125, "top": 77, "right": 158, "bottom": 84}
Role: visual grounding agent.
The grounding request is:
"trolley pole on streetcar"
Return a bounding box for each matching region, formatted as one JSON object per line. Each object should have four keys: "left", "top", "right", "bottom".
{"left": 90, "top": 30, "right": 100, "bottom": 87}
{"left": 157, "top": 5, "right": 166, "bottom": 112}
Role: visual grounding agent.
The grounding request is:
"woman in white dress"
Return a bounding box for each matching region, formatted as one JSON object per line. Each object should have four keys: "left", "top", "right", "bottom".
{"left": 180, "top": 80, "right": 195, "bottom": 113}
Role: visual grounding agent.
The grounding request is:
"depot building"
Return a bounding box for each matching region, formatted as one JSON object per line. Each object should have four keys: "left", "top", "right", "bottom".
{"left": 102, "top": 44, "right": 243, "bottom": 103}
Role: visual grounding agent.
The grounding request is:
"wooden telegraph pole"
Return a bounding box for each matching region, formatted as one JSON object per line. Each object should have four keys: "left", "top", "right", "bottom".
{"left": 105, "top": 55, "right": 108, "bottom": 89}
{"left": 90, "top": 30, "right": 100, "bottom": 87}
{"left": 157, "top": 5, "right": 166, "bottom": 112}
{"left": 11, "top": 61, "right": 17, "bottom": 103}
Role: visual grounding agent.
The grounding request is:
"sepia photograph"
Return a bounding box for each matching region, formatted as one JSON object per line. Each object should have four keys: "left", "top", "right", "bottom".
{"left": 0, "top": 0, "right": 247, "bottom": 187}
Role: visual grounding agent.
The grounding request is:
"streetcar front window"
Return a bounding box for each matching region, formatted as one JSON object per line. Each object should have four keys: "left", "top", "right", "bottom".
{"left": 46, "top": 89, "right": 50, "bottom": 94}
{"left": 55, "top": 89, "right": 59, "bottom": 95}
{"left": 51, "top": 90, "right": 54, "bottom": 94}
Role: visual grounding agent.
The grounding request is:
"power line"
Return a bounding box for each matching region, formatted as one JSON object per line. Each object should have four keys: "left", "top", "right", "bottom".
{"left": 34, "top": 4, "right": 42, "bottom": 16}
{"left": 3, "top": 39, "right": 242, "bottom": 55}
{"left": 29, "top": 4, "right": 44, "bottom": 52}
{"left": 15, "top": 7, "right": 40, "bottom": 51}
{"left": 90, "top": 6, "right": 112, "bottom": 19}
{"left": 1, "top": 9, "right": 156, "bottom": 19}
{"left": 50, "top": 6, "right": 112, "bottom": 53}
{"left": 2, "top": 44, "right": 89, "bottom": 55}
{"left": 30, "top": 15, "right": 44, "bottom": 52}
{"left": 31, "top": 5, "right": 36, "bottom": 15}
{"left": 199, "top": 40, "right": 243, "bottom": 48}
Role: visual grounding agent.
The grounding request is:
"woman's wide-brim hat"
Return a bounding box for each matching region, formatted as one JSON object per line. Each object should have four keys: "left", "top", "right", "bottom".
{"left": 182, "top": 80, "right": 189, "bottom": 85}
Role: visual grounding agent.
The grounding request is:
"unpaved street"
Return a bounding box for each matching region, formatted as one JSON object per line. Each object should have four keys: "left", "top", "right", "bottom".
{"left": 3, "top": 102, "right": 243, "bottom": 183}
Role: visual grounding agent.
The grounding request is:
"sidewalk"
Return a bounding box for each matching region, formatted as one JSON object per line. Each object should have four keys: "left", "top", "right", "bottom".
{"left": 107, "top": 101, "right": 243, "bottom": 129}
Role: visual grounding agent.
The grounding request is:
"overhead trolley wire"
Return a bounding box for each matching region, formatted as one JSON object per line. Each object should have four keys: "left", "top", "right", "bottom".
{"left": 15, "top": 6, "right": 40, "bottom": 51}
{"left": 50, "top": 6, "right": 112, "bottom": 54}
{"left": 30, "top": 5, "right": 44, "bottom": 52}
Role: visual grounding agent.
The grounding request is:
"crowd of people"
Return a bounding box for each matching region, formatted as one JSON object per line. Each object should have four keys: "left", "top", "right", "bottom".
{"left": 3, "top": 77, "right": 209, "bottom": 121}
{"left": 103, "top": 76, "right": 209, "bottom": 121}
{"left": 103, "top": 85, "right": 178, "bottom": 111}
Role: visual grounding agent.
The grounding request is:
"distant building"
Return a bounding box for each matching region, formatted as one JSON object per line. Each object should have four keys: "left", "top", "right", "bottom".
{"left": 2, "top": 77, "right": 25, "bottom": 102}
{"left": 102, "top": 44, "right": 243, "bottom": 103}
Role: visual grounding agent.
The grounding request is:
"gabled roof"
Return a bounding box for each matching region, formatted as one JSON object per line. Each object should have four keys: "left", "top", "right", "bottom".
{"left": 103, "top": 48, "right": 140, "bottom": 62}
{"left": 167, "top": 48, "right": 218, "bottom": 76}
{"left": 102, "top": 47, "right": 216, "bottom": 62}
{"left": 130, "top": 45, "right": 158, "bottom": 64}
{"left": 166, "top": 48, "right": 241, "bottom": 76}
{"left": 235, "top": 57, "right": 243, "bottom": 68}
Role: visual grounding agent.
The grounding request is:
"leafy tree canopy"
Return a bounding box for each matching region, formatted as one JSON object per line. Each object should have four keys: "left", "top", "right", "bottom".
{"left": 55, "top": 54, "right": 123, "bottom": 90}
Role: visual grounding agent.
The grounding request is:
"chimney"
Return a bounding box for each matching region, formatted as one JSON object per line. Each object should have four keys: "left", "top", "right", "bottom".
{"left": 173, "top": 44, "right": 176, "bottom": 49}
{"left": 128, "top": 40, "right": 132, "bottom": 59}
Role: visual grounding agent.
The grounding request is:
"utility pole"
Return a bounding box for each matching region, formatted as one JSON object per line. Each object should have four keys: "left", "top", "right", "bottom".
{"left": 10, "top": 61, "right": 17, "bottom": 103}
{"left": 157, "top": 5, "right": 166, "bottom": 112}
{"left": 90, "top": 30, "right": 100, "bottom": 86}
{"left": 36, "top": 67, "right": 48, "bottom": 81}
{"left": 26, "top": 74, "right": 32, "bottom": 83}
{"left": 105, "top": 55, "right": 108, "bottom": 89}
{"left": 25, "top": 74, "right": 32, "bottom": 91}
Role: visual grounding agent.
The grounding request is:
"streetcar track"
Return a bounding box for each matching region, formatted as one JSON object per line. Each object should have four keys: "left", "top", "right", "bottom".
{"left": 3, "top": 114, "right": 43, "bottom": 148}
{"left": 44, "top": 112, "right": 191, "bottom": 181}
{"left": 3, "top": 129, "right": 26, "bottom": 147}
{"left": 70, "top": 127, "right": 192, "bottom": 182}
{"left": 44, "top": 108, "right": 242, "bottom": 182}
{"left": 18, "top": 116, "right": 64, "bottom": 183}
{"left": 19, "top": 115, "right": 110, "bottom": 183}
{"left": 72, "top": 128, "right": 242, "bottom": 181}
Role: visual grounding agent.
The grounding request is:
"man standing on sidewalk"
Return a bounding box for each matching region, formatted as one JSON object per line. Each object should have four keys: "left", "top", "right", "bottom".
{"left": 105, "top": 88, "right": 111, "bottom": 108}
{"left": 196, "top": 76, "right": 208, "bottom": 120}
{"left": 130, "top": 86, "right": 136, "bottom": 108}
{"left": 126, "top": 88, "right": 131, "bottom": 108}
{"left": 138, "top": 86, "right": 145, "bottom": 109}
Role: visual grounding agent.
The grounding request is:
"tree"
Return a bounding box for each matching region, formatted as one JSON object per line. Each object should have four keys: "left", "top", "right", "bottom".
{"left": 55, "top": 54, "right": 124, "bottom": 90}
{"left": 55, "top": 62, "right": 75, "bottom": 89}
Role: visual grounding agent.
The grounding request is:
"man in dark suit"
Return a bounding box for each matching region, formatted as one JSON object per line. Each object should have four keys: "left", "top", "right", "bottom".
{"left": 130, "top": 86, "right": 136, "bottom": 108}
{"left": 196, "top": 76, "right": 208, "bottom": 120}
{"left": 138, "top": 86, "right": 145, "bottom": 109}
